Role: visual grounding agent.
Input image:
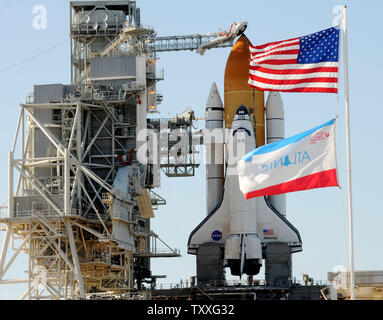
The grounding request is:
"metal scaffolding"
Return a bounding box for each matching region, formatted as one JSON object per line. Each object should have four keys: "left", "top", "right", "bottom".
{"left": 0, "top": 1, "right": 180, "bottom": 300}
{"left": 0, "top": 0, "right": 238, "bottom": 300}
{"left": 149, "top": 111, "right": 201, "bottom": 178}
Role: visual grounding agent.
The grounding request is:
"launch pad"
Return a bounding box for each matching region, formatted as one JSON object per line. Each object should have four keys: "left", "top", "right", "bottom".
{"left": 149, "top": 284, "right": 326, "bottom": 301}
{"left": 0, "top": 0, "right": 331, "bottom": 300}
{"left": 84, "top": 279, "right": 327, "bottom": 300}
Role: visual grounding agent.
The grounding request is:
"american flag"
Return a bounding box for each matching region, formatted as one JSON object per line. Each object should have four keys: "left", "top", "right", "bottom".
{"left": 248, "top": 27, "right": 340, "bottom": 93}
{"left": 263, "top": 229, "right": 274, "bottom": 236}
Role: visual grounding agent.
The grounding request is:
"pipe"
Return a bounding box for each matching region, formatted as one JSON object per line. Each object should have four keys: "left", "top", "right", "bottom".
{"left": 117, "top": 148, "right": 136, "bottom": 166}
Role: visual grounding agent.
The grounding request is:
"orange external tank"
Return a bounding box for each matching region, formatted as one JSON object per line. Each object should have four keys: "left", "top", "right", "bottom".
{"left": 224, "top": 35, "right": 265, "bottom": 147}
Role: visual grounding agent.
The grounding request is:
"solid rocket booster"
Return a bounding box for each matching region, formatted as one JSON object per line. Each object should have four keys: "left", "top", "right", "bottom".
{"left": 266, "top": 92, "right": 284, "bottom": 144}
{"left": 205, "top": 82, "right": 224, "bottom": 215}
{"left": 224, "top": 35, "right": 265, "bottom": 147}
{"left": 266, "top": 92, "right": 286, "bottom": 216}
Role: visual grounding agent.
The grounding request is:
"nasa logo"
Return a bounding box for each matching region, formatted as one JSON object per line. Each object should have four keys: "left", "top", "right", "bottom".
{"left": 211, "top": 230, "right": 222, "bottom": 241}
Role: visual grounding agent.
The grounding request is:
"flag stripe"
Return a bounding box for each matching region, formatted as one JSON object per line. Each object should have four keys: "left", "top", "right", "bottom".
{"left": 252, "top": 86, "right": 338, "bottom": 93}
{"left": 250, "top": 45, "right": 300, "bottom": 58}
{"left": 243, "top": 169, "right": 338, "bottom": 198}
{"left": 250, "top": 70, "right": 338, "bottom": 80}
{"left": 252, "top": 52, "right": 300, "bottom": 62}
{"left": 251, "top": 58, "right": 299, "bottom": 65}
{"left": 250, "top": 74, "right": 338, "bottom": 85}
{"left": 250, "top": 38, "right": 299, "bottom": 51}
{"left": 249, "top": 61, "right": 338, "bottom": 70}
{"left": 249, "top": 66, "right": 338, "bottom": 75}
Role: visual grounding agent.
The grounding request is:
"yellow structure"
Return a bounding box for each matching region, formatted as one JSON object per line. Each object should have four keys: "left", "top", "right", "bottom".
{"left": 224, "top": 35, "right": 265, "bottom": 147}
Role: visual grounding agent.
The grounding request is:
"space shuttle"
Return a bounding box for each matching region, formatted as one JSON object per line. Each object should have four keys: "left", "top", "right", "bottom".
{"left": 188, "top": 35, "right": 302, "bottom": 281}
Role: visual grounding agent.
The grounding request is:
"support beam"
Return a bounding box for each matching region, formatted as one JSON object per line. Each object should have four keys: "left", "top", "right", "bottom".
{"left": 8, "top": 152, "right": 14, "bottom": 218}
{"left": 65, "top": 220, "right": 86, "bottom": 299}
{"left": 76, "top": 104, "right": 82, "bottom": 213}
{"left": 0, "top": 227, "right": 11, "bottom": 274}
{"left": 0, "top": 237, "right": 28, "bottom": 280}
{"left": 79, "top": 164, "right": 113, "bottom": 194}
{"left": 20, "top": 287, "right": 32, "bottom": 300}
{"left": 15, "top": 162, "right": 54, "bottom": 197}
{"left": 11, "top": 110, "right": 23, "bottom": 153}
{"left": 77, "top": 178, "right": 111, "bottom": 237}
{"left": 91, "top": 111, "right": 127, "bottom": 152}
{"left": 64, "top": 149, "right": 71, "bottom": 215}
{"left": 71, "top": 220, "right": 106, "bottom": 240}
{"left": 16, "top": 128, "right": 30, "bottom": 196}
{"left": 23, "top": 107, "right": 65, "bottom": 155}
{"left": 38, "top": 224, "right": 74, "bottom": 271}
{"left": 0, "top": 278, "right": 51, "bottom": 285}
{"left": 81, "top": 115, "right": 109, "bottom": 162}
{"left": 84, "top": 167, "right": 114, "bottom": 216}
{"left": 83, "top": 173, "right": 109, "bottom": 214}
{"left": 21, "top": 108, "right": 25, "bottom": 195}
{"left": 14, "top": 164, "right": 63, "bottom": 216}
{"left": 68, "top": 104, "right": 81, "bottom": 151}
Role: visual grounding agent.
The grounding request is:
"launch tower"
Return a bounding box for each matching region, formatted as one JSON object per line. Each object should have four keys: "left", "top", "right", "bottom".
{"left": 0, "top": 0, "right": 193, "bottom": 299}
{"left": 0, "top": 0, "right": 256, "bottom": 300}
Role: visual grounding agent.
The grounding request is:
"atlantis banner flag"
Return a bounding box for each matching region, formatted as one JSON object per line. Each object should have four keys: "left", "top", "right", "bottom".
{"left": 248, "top": 27, "right": 340, "bottom": 93}
{"left": 238, "top": 119, "right": 338, "bottom": 199}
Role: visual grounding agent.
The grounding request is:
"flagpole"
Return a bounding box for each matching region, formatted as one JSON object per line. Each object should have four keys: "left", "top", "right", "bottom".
{"left": 342, "top": 5, "right": 356, "bottom": 301}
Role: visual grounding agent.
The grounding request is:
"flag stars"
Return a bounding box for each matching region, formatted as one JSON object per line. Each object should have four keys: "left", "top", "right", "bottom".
{"left": 298, "top": 27, "right": 339, "bottom": 63}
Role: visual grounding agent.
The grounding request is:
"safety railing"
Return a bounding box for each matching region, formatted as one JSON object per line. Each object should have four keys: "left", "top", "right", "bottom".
{"left": 153, "top": 278, "right": 330, "bottom": 291}
{"left": 13, "top": 209, "right": 80, "bottom": 218}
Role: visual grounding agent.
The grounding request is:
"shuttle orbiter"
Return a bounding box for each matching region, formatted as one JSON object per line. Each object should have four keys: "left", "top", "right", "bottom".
{"left": 188, "top": 36, "right": 302, "bottom": 281}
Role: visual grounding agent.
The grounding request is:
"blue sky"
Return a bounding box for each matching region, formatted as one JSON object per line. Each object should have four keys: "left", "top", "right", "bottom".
{"left": 0, "top": 0, "right": 382, "bottom": 299}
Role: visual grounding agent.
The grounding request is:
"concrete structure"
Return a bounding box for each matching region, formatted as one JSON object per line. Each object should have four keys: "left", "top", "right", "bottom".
{"left": 326, "top": 271, "right": 383, "bottom": 300}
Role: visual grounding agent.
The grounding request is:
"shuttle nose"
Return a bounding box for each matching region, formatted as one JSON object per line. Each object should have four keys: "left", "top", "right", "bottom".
{"left": 235, "top": 105, "right": 249, "bottom": 116}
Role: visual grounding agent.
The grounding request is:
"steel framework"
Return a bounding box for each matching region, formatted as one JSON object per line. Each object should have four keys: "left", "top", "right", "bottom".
{"left": 0, "top": 0, "right": 236, "bottom": 300}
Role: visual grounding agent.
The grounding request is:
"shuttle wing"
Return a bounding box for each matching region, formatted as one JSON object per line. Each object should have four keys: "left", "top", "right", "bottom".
{"left": 188, "top": 194, "right": 302, "bottom": 255}
{"left": 256, "top": 196, "right": 302, "bottom": 253}
{"left": 187, "top": 195, "right": 230, "bottom": 254}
